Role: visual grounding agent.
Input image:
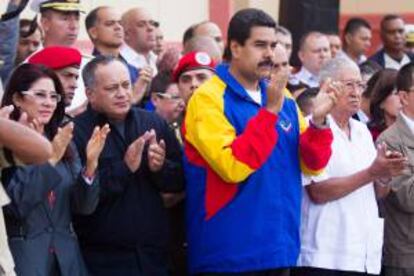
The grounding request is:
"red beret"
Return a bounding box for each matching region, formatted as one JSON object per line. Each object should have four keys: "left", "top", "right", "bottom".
{"left": 28, "top": 46, "right": 82, "bottom": 70}
{"left": 173, "top": 51, "right": 216, "bottom": 82}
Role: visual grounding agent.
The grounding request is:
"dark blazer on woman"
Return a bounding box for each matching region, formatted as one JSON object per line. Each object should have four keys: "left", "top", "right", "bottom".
{"left": 2, "top": 143, "right": 99, "bottom": 276}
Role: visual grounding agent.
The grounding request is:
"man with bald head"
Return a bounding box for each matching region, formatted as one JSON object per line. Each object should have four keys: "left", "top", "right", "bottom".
{"left": 183, "top": 35, "right": 222, "bottom": 62}
{"left": 275, "top": 25, "right": 293, "bottom": 60}
{"left": 120, "top": 7, "right": 158, "bottom": 74}
{"left": 290, "top": 31, "right": 331, "bottom": 88}
{"left": 190, "top": 21, "right": 224, "bottom": 55}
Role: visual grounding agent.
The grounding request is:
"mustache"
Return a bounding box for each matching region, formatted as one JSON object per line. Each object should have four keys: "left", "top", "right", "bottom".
{"left": 258, "top": 59, "right": 274, "bottom": 68}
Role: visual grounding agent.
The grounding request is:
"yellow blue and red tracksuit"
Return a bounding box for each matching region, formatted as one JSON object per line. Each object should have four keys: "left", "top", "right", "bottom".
{"left": 183, "top": 64, "right": 333, "bottom": 274}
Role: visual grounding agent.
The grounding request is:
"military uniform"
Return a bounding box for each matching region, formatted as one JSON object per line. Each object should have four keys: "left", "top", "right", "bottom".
{"left": 29, "top": 0, "right": 90, "bottom": 113}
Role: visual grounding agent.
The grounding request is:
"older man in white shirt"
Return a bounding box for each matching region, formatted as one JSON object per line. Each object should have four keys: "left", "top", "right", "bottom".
{"left": 295, "top": 56, "right": 407, "bottom": 276}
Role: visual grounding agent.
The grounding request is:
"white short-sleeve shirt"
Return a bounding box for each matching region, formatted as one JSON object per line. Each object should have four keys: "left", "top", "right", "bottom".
{"left": 289, "top": 67, "right": 320, "bottom": 88}
{"left": 298, "top": 115, "right": 384, "bottom": 275}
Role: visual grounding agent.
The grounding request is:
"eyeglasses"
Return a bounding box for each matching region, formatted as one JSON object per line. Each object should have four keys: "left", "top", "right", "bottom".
{"left": 339, "top": 80, "right": 367, "bottom": 92}
{"left": 155, "top": 92, "right": 182, "bottom": 101}
{"left": 21, "top": 90, "right": 62, "bottom": 103}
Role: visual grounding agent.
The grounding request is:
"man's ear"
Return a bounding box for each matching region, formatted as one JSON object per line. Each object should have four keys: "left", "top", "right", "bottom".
{"left": 344, "top": 33, "right": 352, "bottom": 48}
{"left": 40, "top": 16, "right": 49, "bottom": 34}
{"left": 123, "top": 25, "right": 131, "bottom": 43}
{"left": 85, "top": 87, "right": 95, "bottom": 103}
{"left": 88, "top": 26, "right": 98, "bottom": 41}
{"left": 399, "top": 90, "right": 408, "bottom": 106}
{"left": 298, "top": 49, "right": 305, "bottom": 63}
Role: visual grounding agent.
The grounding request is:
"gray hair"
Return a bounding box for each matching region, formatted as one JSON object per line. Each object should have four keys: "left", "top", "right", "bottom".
{"left": 82, "top": 55, "right": 123, "bottom": 88}
{"left": 319, "top": 54, "right": 359, "bottom": 82}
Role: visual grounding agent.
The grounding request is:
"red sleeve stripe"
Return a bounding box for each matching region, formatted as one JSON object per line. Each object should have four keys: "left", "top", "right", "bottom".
{"left": 300, "top": 126, "right": 333, "bottom": 171}
{"left": 231, "top": 109, "right": 279, "bottom": 170}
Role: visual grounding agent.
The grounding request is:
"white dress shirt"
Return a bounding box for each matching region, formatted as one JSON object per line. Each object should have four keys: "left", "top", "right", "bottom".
{"left": 384, "top": 53, "right": 411, "bottom": 70}
{"left": 298, "top": 116, "right": 384, "bottom": 274}
{"left": 289, "top": 67, "right": 319, "bottom": 88}
{"left": 120, "top": 44, "right": 158, "bottom": 75}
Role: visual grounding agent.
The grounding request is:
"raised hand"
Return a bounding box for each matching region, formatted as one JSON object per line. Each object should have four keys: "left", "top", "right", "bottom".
{"left": 85, "top": 124, "right": 111, "bottom": 177}
{"left": 133, "top": 66, "right": 154, "bottom": 104}
{"left": 265, "top": 66, "right": 289, "bottom": 114}
{"left": 49, "top": 122, "right": 74, "bottom": 166}
{"left": 311, "top": 78, "right": 343, "bottom": 126}
{"left": 147, "top": 129, "right": 166, "bottom": 172}
{"left": 124, "top": 131, "right": 153, "bottom": 172}
{"left": 368, "top": 142, "right": 408, "bottom": 180}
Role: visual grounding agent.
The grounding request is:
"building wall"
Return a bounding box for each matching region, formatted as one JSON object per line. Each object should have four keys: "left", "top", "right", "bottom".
{"left": 1, "top": 0, "right": 209, "bottom": 44}
{"left": 1, "top": 0, "right": 413, "bottom": 54}
{"left": 341, "top": 0, "right": 414, "bottom": 14}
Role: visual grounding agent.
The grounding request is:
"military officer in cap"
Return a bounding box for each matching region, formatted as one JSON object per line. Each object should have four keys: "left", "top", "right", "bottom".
{"left": 28, "top": 46, "right": 81, "bottom": 109}
{"left": 30, "top": 0, "right": 91, "bottom": 115}
{"left": 31, "top": 0, "right": 82, "bottom": 47}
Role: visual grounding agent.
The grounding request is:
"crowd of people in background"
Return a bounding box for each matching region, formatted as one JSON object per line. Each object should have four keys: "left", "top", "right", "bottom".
{"left": 1, "top": 0, "right": 414, "bottom": 276}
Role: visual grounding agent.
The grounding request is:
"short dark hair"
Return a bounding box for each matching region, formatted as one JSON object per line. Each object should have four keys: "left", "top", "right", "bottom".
{"left": 20, "top": 19, "right": 33, "bottom": 30}
{"left": 83, "top": 55, "right": 125, "bottom": 88}
{"left": 344, "top": 17, "right": 371, "bottom": 36}
{"left": 85, "top": 7, "right": 104, "bottom": 32}
{"left": 182, "top": 24, "right": 196, "bottom": 46}
{"left": 150, "top": 71, "right": 174, "bottom": 95}
{"left": 397, "top": 62, "right": 414, "bottom": 92}
{"left": 380, "top": 14, "right": 402, "bottom": 31}
{"left": 223, "top": 8, "right": 276, "bottom": 61}
{"left": 2, "top": 64, "right": 65, "bottom": 140}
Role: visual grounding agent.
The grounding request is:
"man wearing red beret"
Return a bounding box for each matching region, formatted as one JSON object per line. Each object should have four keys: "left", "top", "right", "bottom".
{"left": 30, "top": 0, "right": 92, "bottom": 115}
{"left": 173, "top": 51, "right": 216, "bottom": 105}
{"left": 28, "top": 46, "right": 81, "bottom": 109}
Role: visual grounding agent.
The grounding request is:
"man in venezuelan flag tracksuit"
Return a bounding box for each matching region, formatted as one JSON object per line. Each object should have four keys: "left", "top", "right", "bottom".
{"left": 183, "top": 8, "right": 336, "bottom": 276}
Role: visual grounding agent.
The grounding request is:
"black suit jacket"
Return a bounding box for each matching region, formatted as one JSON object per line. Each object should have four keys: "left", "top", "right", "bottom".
{"left": 73, "top": 106, "right": 184, "bottom": 276}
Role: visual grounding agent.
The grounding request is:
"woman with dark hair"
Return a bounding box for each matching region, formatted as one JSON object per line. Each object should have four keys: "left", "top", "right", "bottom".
{"left": 367, "top": 68, "right": 401, "bottom": 141}
{"left": 150, "top": 71, "right": 185, "bottom": 126}
{"left": 1, "top": 63, "right": 109, "bottom": 276}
